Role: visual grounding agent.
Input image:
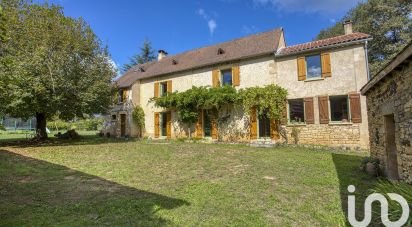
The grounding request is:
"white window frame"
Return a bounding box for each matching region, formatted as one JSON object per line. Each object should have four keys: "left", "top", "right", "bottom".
{"left": 305, "top": 54, "right": 322, "bottom": 80}
{"left": 287, "top": 99, "right": 306, "bottom": 125}
{"left": 329, "top": 95, "right": 351, "bottom": 123}
{"left": 220, "top": 68, "right": 233, "bottom": 86}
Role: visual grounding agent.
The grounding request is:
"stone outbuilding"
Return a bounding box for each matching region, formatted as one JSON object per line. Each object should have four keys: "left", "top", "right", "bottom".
{"left": 361, "top": 43, "right": 412, "bottom": 183}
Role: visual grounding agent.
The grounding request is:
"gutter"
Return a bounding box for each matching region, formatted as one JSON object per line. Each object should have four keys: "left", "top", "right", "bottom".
{"left": 275, "top": 38, "right": 373, "bottom": 58}
{"left": 365, "top": 40, "right": 371, "bottom": 81}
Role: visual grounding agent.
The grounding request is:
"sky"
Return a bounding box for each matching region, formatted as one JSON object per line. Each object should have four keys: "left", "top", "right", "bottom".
{"left": 36, "top": 0, "right": 363, "bottom": 72}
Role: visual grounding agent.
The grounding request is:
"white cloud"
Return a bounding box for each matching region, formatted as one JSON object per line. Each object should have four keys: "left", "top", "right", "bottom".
{"left": 208, "top": 20, "right": 217, "bottom": 35}
{"left": 197, "top": 8, "right": 218, "bottom": 36}
{"left": 253, "top": 0, "right": 362, "bottom": 14}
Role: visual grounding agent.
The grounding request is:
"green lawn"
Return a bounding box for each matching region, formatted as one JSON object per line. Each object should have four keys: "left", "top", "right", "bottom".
{"left": 0, "top": 137, "right": 408, "bottom": 226}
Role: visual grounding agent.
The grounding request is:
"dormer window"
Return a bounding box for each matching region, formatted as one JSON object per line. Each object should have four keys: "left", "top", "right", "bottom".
{"left": 172, "top": 59, "right": 178, "bottom": 65}
{"left": 139, "top": 67, "right": 145, "bottom": 72}
{"left": 217, "top": 48, "right": 224, "bottom": 55}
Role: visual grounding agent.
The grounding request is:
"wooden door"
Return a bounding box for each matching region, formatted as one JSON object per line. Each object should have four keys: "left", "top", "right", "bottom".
{"left": 120, "top": 114, "right": 126, "bottom": 137}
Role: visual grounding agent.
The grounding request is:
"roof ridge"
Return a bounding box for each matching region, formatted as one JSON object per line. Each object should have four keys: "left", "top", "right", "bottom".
{"left": 284, "top": 32, "right": 369, "bottom": 49}
{"left": 159, "top": 27, "right": 282, "bottom": 61}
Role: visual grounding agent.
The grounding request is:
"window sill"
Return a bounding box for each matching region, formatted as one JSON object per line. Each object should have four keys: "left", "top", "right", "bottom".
{"left": 328, "top": 122, "right": 352, "bottom": 126}
{"left": 304, "top": 77, "right": 324, "bottom": 82}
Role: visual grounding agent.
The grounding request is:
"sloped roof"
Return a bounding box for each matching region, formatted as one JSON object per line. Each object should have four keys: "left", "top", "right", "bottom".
{"left": 361, "top": 42, "right": 412, "bottom": 95}
{"left": 116, "top": 28, "right": 283, "bottom": 88}
{"left": 276, "top": 32, "right": 371, "bottom": 56}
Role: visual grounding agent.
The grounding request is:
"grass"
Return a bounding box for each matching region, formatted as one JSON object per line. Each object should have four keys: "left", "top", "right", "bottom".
{"left": 0, "top": 137, "right": 410, "bottom": 226}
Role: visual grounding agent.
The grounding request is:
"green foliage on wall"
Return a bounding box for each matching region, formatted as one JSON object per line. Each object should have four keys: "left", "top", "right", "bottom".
{"left": 151, "top": 84, "right": 288, "bottom": 124}
{"left": 132, "top": 106, "right": 145, "bottom": 129}
{"left": 238, "top": 84, "right": 288, "bottom": 120}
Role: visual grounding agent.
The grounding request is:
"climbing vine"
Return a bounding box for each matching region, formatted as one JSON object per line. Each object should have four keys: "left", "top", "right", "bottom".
{"left": 132, "top": 105, "right": 145, "bottom": 137}
{"left": 150, "top": 84, "right": 288, "bottom": 136}
{"left": 238, "top": 84, "right": 288, "bottom": 120}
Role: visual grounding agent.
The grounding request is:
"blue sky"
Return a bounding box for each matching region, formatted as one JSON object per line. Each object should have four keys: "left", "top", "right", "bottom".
{"left": 36, "top": 0, "right": 362, "bottom": 71}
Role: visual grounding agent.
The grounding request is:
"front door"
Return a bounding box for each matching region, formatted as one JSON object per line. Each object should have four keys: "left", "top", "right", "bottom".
{"left": 203, "top": 110, "right": 212, "bottom": 137}
{"left": 258, "top": 113, "right": 271, "bottom": 138}
{"left": 384, "top": 114, "right": 399, "bottom": 180}
{"left": 120, "top": 114, "right": 126, "bottom": 137}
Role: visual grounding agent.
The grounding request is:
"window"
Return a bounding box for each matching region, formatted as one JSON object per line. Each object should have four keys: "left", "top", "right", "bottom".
{"left": 119, "top": 90, "right": 125, "bottom": 103}
{"left": 160, "top": 82, "right": 168, "bottom": 97}
{"left": 258, "top": 110, "right": 271, "bottom": 138}
{"left": 221, "top": 69, "right": 232, "bottom": 86}
{"left": 111, "top": 115, "right": 117, "bottom": 121}
{"left": 289, "top": 99, "right": 305, "bottom": 124}
{"left": 306, "top": 55, "right": 322, "bottom": 79}
{"left": 160, "top": 112, "right": 168, "bottom": 136}
{"left": 330, "top": 96, "right": 349, "bottom": 122}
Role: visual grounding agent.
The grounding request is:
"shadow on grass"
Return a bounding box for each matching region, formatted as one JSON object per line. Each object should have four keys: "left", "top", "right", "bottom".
{"left": 0, "top": 149, "right": 189, "bottom": 226}
{"left": 0, "top": 135, "right": 140, "bottom": 148}
{"left": 332, "top": 153, "right": 382, "bottom": 226}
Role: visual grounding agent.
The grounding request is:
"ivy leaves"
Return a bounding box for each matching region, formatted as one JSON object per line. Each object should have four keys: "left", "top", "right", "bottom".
{"left": 238, "top": 84, "right": 288, "bottom": 120}
{"left": 151, "top": 84, "right": 288, "bottom": 124}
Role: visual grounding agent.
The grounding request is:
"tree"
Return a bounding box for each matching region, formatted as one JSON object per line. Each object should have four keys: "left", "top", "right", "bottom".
{"left": 0, "top": 0, "right": 116, "bottom": 139}
{"left": 122, "top": 39, "right": 156, "bottom": 73}
{"left": 317, "top": 0, "right": 412, "bottom": 75}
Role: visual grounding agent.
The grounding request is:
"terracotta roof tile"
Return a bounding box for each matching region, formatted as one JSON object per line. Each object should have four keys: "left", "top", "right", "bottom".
{"left": 116, "top": 28, "right": 282, "bottom": 88}
{"left": 277, "top": 32, "right": 371, "bottom": 56}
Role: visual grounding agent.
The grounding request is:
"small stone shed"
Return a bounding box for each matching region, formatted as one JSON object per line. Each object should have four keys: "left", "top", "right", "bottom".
{"left": 361, "top": 43, "right": 412, "bottom": 183}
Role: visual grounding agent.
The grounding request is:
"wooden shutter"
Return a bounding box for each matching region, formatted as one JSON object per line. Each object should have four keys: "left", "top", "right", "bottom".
{"left": 195, "top": 110, "right": 203, "bottom": 138}
{"left": 211, "top": 118, "right": 218, "bottom": 139}
{"left": 318, "top": 96, "right": 329, "bottom": 124}
{"left": 167, "top": 80, "right": 172, "bottom": 94}
{"left": 166, "top": 112, "right": 172, "bottom": 138}
{"left": 212, "top": 69, "right": 220, "bottom": 87}
{"left": 154, "top": 82, "right": 159, "bottom": 97}
{"left": 321, "top": 52, "right": 331, "bottom": 78}
{"left": 349, "top": 93, "right": 362, "bottom": 123}
{"left": 154, "top": 113, "right": 160, "bottom": 138}
{"left": 297, "top": 56, "right": 306, "bottom": 81}
{"left": 250, "top": 107, "right": 257, "bottom": 140}
{"left": 304, "top": 97, "right": 314, "bottom": 124}
{"left": 122, "top": 90, "right": 128, "bottom": 102}
{"left": 232, "top": 65, "right": 240, "bottom": 86}
{"left": 270, "top": 119, "right": 279, "bottom": 139}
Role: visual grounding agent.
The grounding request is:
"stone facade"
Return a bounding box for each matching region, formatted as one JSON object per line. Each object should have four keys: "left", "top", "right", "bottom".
{"left": 362, "top": 53, "right": 412, "bottom": 183}
{"left": 109, "top": 30, "right": 371, "bottom": 150}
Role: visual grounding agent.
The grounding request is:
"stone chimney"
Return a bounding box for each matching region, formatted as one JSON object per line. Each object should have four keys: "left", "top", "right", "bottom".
{"left": 158, "top": 50, "right": 168, "bottom": 61}
{"left": 343, "top": 20, "right": 353, "bottom": 35}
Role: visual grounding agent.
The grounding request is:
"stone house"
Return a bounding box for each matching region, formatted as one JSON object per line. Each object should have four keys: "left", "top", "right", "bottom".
{"left": 361, "top": 43, "right": 412, "bottom": 183}
{"left": 110, "top": 21, "right": 371, "bottom": 149}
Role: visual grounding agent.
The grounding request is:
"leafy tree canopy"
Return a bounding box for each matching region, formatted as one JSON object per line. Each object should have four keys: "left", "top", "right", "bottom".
{"left": 0, "top": 0, "right": 116, "bottom": 139}
{"left": 317, "top": 0, "right": 412, "bottom": 75}
{"left": 121, "top": 39, "right": 156, "bottom": 73}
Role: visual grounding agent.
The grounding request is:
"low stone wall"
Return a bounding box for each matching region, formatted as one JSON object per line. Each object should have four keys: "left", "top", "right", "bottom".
{"left": 285, "top": 124, "right": 365, "bottom": 150}
{"left": 366, "top": 62, "right": 412, "bottom": 183}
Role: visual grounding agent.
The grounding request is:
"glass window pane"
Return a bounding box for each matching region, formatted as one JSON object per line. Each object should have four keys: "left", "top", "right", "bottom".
{"left": 330, "top": 96, "right": 349, "bottom": 122}
{"left": 221, "top": 70, "right": 232, "bottom": 86}
{"left": 161, "top": 112, "right": 167, "bottom": 136}
{"left": 289, "top": 99, "right": 305, "bottom": 123}
{"left": 161, "top": 83, "right": 168, "bottom": 97}
{"left": 306, "top": 55, "right": 322, "bottom": 79}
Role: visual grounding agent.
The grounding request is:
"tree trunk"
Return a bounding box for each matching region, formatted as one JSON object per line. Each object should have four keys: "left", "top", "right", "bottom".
{"left": 36, "top": 112, "right": 48, "bottom": 140}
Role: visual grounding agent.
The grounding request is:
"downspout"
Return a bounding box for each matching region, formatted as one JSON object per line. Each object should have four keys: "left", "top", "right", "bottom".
{"left": 364, "top": 40, "right": 371, "bottom": 81}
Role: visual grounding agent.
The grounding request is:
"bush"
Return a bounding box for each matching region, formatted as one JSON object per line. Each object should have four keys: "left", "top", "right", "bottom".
{"left": 0, "top": 124, "right": 5, "bottom": 131}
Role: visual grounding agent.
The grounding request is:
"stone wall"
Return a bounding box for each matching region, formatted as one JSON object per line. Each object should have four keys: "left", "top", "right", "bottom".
{"left": 366, "top": 62, "right": 412, "bottom": 183}
{"left": 131, "top": 44, "right": 370, "bottom": 149}
{"left": 285, "top": 124, "right": 363, "bottom": 150}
